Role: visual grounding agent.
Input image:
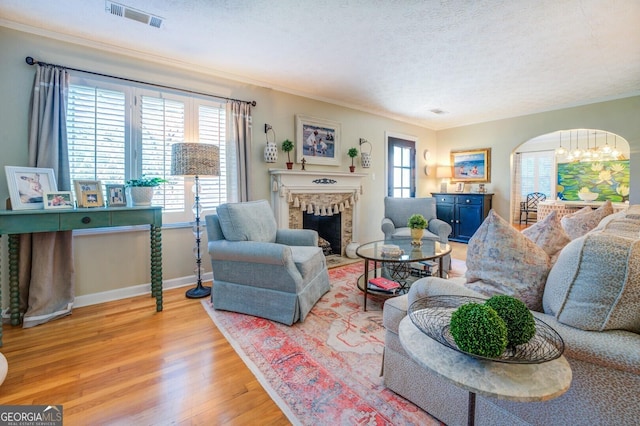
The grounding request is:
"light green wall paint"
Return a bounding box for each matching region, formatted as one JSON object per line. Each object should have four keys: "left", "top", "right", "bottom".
{"left": 0, "top": 27, "right": 436, "bottom": 302}
{"left": 435, "top": 97, "right": 640, "bottom": 221}
{"left": 1, "top": 26, "right": 638, "bottom": 305}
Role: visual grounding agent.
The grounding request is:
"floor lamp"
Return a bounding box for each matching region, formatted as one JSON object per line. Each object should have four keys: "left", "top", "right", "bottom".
{"left": 171, "top": 142, "right": 220, "bottom": 299}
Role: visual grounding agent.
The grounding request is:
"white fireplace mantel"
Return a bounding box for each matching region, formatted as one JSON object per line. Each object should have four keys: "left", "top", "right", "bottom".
{"left": 269, "top": 169, "right": 367, "bottom": 241}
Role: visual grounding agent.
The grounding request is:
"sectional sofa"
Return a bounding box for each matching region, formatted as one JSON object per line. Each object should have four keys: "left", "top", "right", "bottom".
{"left": 382, "top": 204, "right": 640, "bottom": 425}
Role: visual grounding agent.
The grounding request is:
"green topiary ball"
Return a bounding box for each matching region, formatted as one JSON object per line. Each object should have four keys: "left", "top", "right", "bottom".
{"left": 450, "top": 302, "right": 508, "bottom": 358}
{"left": 485, "top": 295, "right": 536, "bottom": 347}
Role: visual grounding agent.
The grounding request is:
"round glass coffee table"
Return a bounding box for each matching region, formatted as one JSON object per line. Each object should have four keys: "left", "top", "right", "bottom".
{"left": 355, "top": 238, "right": 451, "bottom": 311}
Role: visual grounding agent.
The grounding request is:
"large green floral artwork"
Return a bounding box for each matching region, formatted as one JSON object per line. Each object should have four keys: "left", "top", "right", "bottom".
{"left": 557, "top": 160, "right": 629, "bottom": 202}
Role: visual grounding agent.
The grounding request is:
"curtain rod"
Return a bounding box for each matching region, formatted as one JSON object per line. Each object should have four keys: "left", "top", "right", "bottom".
{"left": 25, "top": 56, "right": 257, "bottom": 107}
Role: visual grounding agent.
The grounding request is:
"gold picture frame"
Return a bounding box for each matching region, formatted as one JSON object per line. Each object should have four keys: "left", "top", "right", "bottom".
{"left": 74, "top": 180, "right": 104, "bottom": 207}
{"left": 82, "top": 190, "right": 102, "bottom": 208}
{"left": 450, "top": 148, "right": 491, "bottom": 183}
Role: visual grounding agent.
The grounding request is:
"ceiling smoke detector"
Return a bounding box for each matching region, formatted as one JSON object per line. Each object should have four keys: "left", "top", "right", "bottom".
{"left": 105, "top": 1, "right": 164, "bottom": 28}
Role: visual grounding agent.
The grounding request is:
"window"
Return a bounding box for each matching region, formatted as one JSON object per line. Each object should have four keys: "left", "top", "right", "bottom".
{"left": 66, "top": 73, "right": 233, "bottom": 223}
{"left": 520, "top": 150, "right": 554, "bottom": 197}
{"left": 386, "top": 134, "right": 416, "bottom": 197}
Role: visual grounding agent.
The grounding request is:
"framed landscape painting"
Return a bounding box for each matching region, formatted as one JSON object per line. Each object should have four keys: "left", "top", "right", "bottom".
{"left": 5, "top": 166, "right": 57, "bottom": 210}
{"left": 295, "top": 114, "right": 341, "bottom": 166}
{"left": 450, "top": 148, "right": 491, "bottom": 183}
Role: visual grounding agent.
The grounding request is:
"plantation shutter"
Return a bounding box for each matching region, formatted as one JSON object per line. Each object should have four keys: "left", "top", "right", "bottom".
{"left": 520, "top": 151, "right": 554, "bottom": 197}
{"left": 198, "top": 103, "right": 226, "bottom": 210}
{"left": 66, "top": 73, "right": 234, "bottom": 224}
{"left": 139, "top": 95, "right": 185, "bottom": 213}
{"left": 67, "top": 84, "right": 127, "bottom": 199}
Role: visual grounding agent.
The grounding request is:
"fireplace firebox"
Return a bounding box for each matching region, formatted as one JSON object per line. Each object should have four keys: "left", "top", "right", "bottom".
{"left": 303, "top": 212, "right": 341, "bottom": 256}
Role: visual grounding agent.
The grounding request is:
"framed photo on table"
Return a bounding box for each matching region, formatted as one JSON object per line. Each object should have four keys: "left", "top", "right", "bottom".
{"left": 74, "top": 180, "right": 104, "bottom": 207}
{"left": 295, "top": 114, "right": 341, "bottom": 166}
{"left": 455, "top": 182, "right": 465, "bottom": 193}
{"left": 5, "top": 166, "right": 57, "bottom": 210}
{"left": 106, "top": 184, "right": 127, "bottom": 207}
{"left": 43, "top": 191, "right": 74, "bottom": 209}
{"left": 82, "top": 191, "right": 102, "bottom": 208}
{"left": 451, "top": 148, "right": 491, "bottom": 183}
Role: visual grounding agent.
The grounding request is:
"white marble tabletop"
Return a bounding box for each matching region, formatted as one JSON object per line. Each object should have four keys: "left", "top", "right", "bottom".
{"left": 399, "top": 316, "right": 572, "bottom": 402}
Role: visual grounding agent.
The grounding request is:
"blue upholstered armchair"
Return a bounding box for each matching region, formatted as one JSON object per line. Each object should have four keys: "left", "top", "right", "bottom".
{"left": 381, "top": 197, "right": 452, "bottom": 243}
{"left": 381, "top": 197, "right": 452, "bottom": 273}
{"left": 205, "top": 200, "right": 330, "bottom": 325}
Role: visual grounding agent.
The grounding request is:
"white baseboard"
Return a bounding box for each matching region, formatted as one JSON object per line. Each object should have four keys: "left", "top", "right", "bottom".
{"left": 73, "top": 272, "right": 214, "bottom": 308}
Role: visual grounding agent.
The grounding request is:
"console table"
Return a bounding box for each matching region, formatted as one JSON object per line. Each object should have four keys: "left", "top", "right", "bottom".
{"left": 0, "top": 206, "right": 163, "bottom": 346}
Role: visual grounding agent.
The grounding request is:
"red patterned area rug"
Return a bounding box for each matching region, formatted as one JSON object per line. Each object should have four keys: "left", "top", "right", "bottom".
{"left": 202, "top": 262, "right": 444, "bottom": 425}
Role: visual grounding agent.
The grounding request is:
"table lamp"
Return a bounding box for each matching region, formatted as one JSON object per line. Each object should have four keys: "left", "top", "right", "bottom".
{"left": 436, "top": 166, "right": 452, "bottom": 193}
{"left": 171, "top": 142, "right": 220, "bottom": 298}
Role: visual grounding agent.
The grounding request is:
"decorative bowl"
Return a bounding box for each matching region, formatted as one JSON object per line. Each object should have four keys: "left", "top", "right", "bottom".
{"left": 408, "top": 296, "right": 565, "bottom": 364}
{"left": 577, "top": 192, "right": 598, "bottom": 201}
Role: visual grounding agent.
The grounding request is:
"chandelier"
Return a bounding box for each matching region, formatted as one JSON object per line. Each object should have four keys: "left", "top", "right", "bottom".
{"left": 556, "top": 129, "right": 621, "bottom": 162}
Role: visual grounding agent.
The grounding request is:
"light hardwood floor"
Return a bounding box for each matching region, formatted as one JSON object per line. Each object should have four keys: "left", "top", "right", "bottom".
{"left": 0, "top": 230, "right": 524, "bottom": 424}
{"left": 0, "top": 286, "right": 289, "bottom": 425}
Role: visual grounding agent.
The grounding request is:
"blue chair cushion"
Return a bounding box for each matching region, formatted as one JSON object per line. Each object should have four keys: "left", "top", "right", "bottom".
{"left": 216, "top": 199, "right": 277, "bottom": 242}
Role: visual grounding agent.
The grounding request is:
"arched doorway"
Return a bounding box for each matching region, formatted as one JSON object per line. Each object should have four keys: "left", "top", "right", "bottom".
{"left": 511, "top": 129, "right": 630, "bottom": 225}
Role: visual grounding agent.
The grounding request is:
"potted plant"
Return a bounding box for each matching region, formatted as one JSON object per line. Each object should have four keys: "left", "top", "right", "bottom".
{"left": 407, "top": 213, "right": 427, "bottom": 245}
{"left": 347, "top": 147, "right": 358, "bottom": 172}
{"left": 125, "top": 176, "right": 167, "bottom": 206}
{"left": 282, "top": 139, "right": 294, "bottom": 169}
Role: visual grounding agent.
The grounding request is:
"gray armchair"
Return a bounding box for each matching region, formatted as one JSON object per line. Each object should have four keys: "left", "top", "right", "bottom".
{"left": 381, "top": 197, "right": 452, "bottom": 243}
{"left": 205, "top": 199, "right": 330, "bottom": 325}
{"left": 381, "top": 197, "right": 452, "bottom": 274}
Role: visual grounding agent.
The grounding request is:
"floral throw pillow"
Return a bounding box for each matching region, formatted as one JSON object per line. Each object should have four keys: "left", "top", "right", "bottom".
{"left": 465, "top": 210, "right": 551, "bottom": 312}
{"left": 560, "top": 200, "right": 614, "bottom": 240}
{"left": 522, "top": 211, "right": 571, "bottom": 258}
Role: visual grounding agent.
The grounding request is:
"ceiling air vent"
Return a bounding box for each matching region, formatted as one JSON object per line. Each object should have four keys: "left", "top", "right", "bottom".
{"left": 105, "top": 1, "right": 164, "bottom": 29}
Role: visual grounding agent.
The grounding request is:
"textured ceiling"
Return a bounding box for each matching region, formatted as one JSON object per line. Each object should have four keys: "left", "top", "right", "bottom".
{"left": 1, "top": 0, "right": 639, "bottom": 129}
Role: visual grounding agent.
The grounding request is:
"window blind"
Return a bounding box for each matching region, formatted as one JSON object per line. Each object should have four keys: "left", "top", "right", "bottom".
{"left": 66, "top": 74, "right": 233, "bottom": 224}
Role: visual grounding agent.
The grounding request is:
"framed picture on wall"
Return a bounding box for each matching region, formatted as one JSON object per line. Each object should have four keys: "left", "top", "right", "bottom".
{"left": 295, "top": 114, "right": 341, "bottom": 166}
{"left": 451, "top": 148, "right": 491, "bottom": 183}
{"left": 5, "top": 166, "right": 58, "bottom": 210}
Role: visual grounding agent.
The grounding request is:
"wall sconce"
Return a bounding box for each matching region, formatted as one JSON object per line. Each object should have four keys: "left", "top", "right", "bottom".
{"left": 359, "top": 138, "right": 372, "bottom": 168}
{"left": 436, "top": 166, "right": 452, "bottom": 193}
{"left": 264, "top": 123, "right": 277, "bottom": 163}
{"left": 423, "top": 149, "right": 431, "bottom": 175}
